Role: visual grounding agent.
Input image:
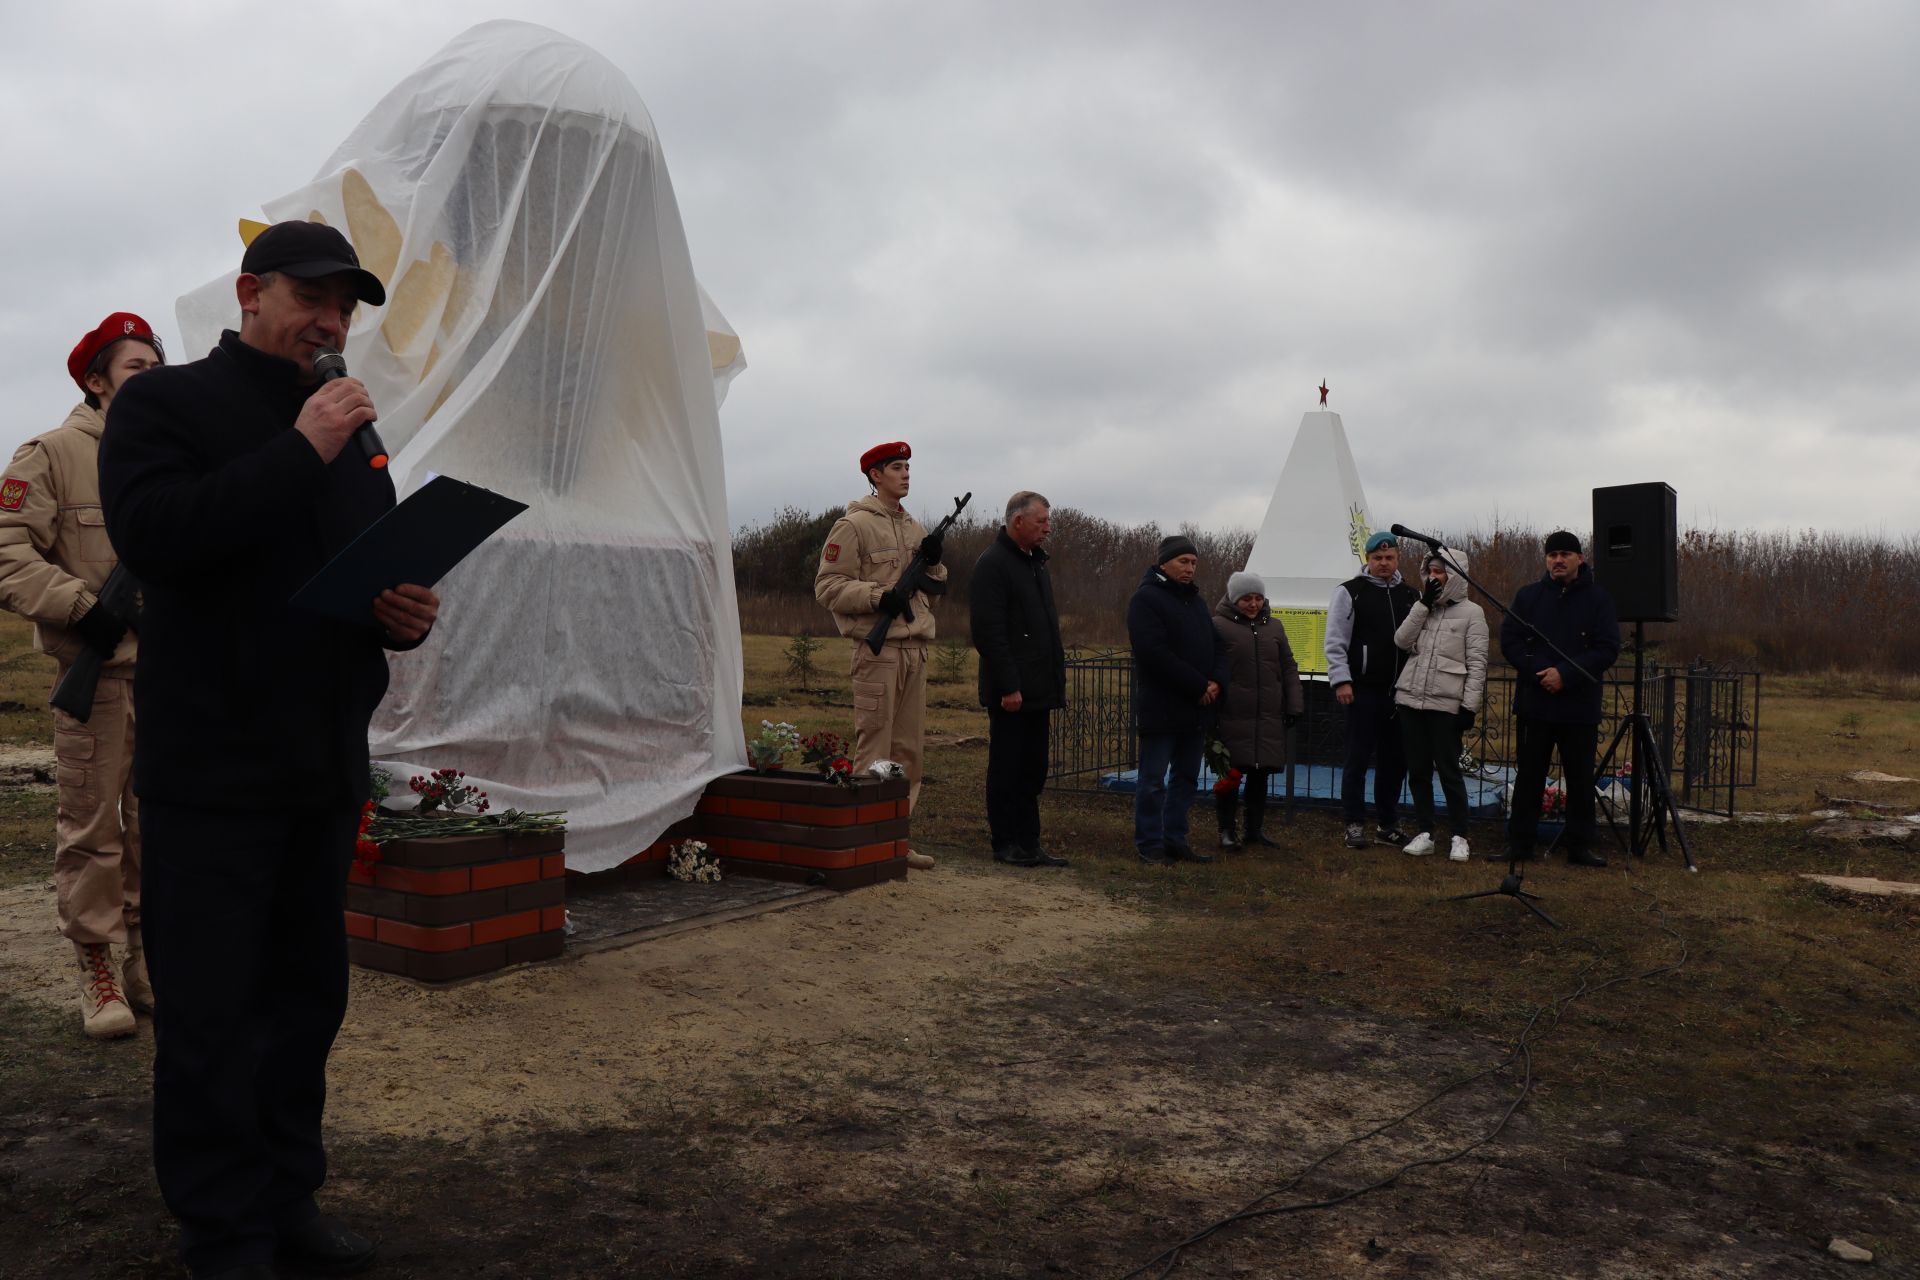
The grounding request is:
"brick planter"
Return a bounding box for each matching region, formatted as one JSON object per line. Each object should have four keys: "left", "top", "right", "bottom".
{"left": 346, "top": 771, "right": 910, "bottom": 979}
{"left": 345, "top": 827, "right": 567, "bottom": 982}
{"left": 624, "top": 770, "right": 911, "bottom": 889}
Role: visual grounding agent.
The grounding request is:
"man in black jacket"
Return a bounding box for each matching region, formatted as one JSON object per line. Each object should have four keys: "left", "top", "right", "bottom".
{"left": 975, "top": 491, "right": 1067, "bottom": 871}
{"left": 1499, "top": 530, "right": 1621, "bottom": 867}
{"left": 970, "top": 491, "right": 1068, "bottom": 868}
{"left": 99, "top": 221, "right": 439, "bottom": 1280}
{"left": 1127, "top": 534, "right": 1229, "bottom": 865}
{"left": 1325, "top": 531, "right": 1420, "bottom": 849}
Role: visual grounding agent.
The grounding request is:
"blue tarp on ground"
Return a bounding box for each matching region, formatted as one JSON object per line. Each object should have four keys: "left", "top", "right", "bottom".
{"left": 1100, "top": 763, "right": 1515, "bottom": 816}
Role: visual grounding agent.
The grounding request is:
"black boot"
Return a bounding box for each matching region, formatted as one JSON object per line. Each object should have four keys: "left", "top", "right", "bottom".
{"left": 1243, "top": 791, "right": 1278, "bottom": 847}
{"left": 1215, "top": 791, "right": 1241, "bottom": 851}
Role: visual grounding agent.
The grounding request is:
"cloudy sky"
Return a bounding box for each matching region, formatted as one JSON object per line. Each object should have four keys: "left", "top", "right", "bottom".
{"left": 6, "top": 1, "right": 1915, "bottom": 541}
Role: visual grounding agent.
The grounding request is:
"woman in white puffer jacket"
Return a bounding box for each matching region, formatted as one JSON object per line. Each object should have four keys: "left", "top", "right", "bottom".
{"left": 1393, "top": 551, "right": 1489, "bottom": 861}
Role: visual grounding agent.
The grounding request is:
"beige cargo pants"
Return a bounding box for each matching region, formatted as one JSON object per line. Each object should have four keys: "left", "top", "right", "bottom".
{"left": 849, "top": 640, "right": 927, "bottom": 811}
{"left": 52, "top": 671, "right": 140, "bottom": 946}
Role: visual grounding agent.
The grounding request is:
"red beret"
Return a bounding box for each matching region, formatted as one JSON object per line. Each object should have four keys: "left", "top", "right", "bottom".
{"left": 68, "top": 312, "right": 158, "bottom": 392}
{"left": 860, "top": 441, "right": 911, "bottom": 475}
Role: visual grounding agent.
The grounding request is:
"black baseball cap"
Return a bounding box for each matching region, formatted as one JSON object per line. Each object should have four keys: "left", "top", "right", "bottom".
{"left": 241, "top": 220, "right": 387, "bottom": 307}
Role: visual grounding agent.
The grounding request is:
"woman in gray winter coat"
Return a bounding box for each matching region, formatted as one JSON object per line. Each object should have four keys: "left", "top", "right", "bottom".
{"left": 1393, "top": 552, "right": 1489, "bottom": 861}
{"left": 1211, "top": 571, "right": 1304, "bottom": 849}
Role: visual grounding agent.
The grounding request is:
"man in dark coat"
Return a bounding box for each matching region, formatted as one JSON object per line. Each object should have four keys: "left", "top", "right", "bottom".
{"left": 1128, "top": 534, "right": 1229, "bottom": 865}
{"left": 98, "top": 221, "right": 440, "bottom": 1280}
{"left": 1499, "top": 529, "right": 1622, "bottom": 867}
{"left": 970, "top": 491, "right": 1068, "bottom": 868}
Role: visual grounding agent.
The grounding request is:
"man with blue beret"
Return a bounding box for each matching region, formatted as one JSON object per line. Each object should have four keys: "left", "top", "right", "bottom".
{"left": 1325, "top": 531, "right": 1420, "bottom": 848}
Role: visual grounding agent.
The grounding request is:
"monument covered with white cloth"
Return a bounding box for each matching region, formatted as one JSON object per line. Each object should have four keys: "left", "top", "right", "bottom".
{"left": 1243, "top": 392, "right": 1376, "bottom": 675}
{"left": 177, "top": 21, "right": 751, "bottom": 872}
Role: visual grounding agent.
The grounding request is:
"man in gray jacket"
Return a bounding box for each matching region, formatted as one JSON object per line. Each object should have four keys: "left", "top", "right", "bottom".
{"left": 1325, "top": 531, "right": 1420, "bottom": 849}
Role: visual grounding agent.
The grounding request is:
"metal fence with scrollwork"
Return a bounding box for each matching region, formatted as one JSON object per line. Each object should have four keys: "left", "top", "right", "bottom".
{"left": 1049, "top": 648, "right": 1760, "bottom": 816}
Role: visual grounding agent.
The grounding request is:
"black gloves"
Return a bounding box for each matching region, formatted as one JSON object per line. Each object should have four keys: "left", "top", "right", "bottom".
{"left": 73, "top": 603, "right": 127, "bottom": 657}
{"left": 1455, "top": 708, "right": 1476, "bottom": 733}
{"left": 877, "top": 587, "right": 910, "bottom": 616}
{"left": 1421, "top": 577, "right": 1443, "bottom": 608}
{"left": 916, "top": 533, "right": 943, "bottom": 567}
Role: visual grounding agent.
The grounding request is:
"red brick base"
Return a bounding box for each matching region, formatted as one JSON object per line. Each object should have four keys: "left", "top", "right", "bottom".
{"left": 345, "top": 771, "right": 913, "bottom": 982}
{"left": 346, "top": 829, "right": 566, "bottom": 982}
{"left": 624, "top": 770, "right": 912, "bottom": 889}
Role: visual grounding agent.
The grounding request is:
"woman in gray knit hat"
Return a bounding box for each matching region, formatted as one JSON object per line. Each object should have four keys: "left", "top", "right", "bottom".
{"left": 1209, "top": 570, "right": 1304, "bottom": 849}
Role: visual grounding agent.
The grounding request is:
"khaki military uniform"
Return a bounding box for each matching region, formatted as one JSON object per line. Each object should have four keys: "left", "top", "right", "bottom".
{"left": 813, "top": 496, "right": 948, "bottom": 810}
{"left": 0, "top": 404, "right": 140, "bottom": 947}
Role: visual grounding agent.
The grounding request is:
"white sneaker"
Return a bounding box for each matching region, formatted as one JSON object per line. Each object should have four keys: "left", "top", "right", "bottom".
{"left": 1449, "top": 836, "right": 1471, "bottom": 862}
{"left": 1402, "top": 832, "right": 1435, "bottom": 856}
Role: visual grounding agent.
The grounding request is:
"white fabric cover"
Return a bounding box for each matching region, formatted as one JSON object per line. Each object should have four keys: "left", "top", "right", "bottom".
{"left": 176, "top": 21, "right": 750, "bottom": 871}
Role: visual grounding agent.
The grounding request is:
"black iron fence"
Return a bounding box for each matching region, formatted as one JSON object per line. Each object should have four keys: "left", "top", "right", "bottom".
{"left": 1048, "top": 648, "right": 1136, "bottom": 786}
{"left": 1050, "top": 648, "right": 1760, "bottom": 816}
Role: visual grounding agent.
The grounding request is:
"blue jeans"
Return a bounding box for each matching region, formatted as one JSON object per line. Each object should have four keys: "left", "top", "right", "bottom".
{"left": 1135, "top": 730, "right": 1204, "bottom": 853}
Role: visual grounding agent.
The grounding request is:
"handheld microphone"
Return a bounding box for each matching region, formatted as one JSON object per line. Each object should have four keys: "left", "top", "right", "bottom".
{"left": 1389, "top": 523, "right": 1447, "bottom": 551}
{"left": 311, "top": 349, "right": 389, "bottom": 469}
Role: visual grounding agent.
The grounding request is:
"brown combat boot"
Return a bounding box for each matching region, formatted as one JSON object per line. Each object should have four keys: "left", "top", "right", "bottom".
{"left": 75, "top": 942, "right": 136, "bottom": 1039}
{"left": 120, "top": 926, "right": 155, "bottom": 1014}
{"left": 905, "top": 849, "right": 935, "bottom": 870}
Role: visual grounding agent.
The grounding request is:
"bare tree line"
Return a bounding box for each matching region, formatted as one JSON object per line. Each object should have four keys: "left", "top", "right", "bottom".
{"left": 734, "top": 506, "right": 1920, "bottom": 672}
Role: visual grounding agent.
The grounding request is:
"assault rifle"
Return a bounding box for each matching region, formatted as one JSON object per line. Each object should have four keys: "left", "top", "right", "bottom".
{"left": 863, "top": 491, "right": 971, "bottom": 656}
{"left": 49, "top": 563, "right": 140, "bottom": 723}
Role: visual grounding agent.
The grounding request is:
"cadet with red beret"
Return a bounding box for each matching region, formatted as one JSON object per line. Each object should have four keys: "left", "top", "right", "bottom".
{"left": 813, "top": 442, "right": 947, "bottom": 869}
{"left": 0, "top": 313, "right": 163, "bottom": 1039}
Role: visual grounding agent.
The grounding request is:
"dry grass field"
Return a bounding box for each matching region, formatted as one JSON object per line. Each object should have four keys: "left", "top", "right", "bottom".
{"left": 1, "top": 621, "right": 1916, "bottom": 1277}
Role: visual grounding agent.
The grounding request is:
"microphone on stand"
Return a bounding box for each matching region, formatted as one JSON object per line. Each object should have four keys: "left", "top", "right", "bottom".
{"left": 1389, "top": 523, "right": 1447, "bottom": 550}
{"left": 311, "top": 348, "right": 389, "bottom": 469}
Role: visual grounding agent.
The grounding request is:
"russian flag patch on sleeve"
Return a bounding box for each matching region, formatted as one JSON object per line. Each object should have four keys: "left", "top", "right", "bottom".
{"left": 0, "top": 479, "right": 28, "bottom": 511}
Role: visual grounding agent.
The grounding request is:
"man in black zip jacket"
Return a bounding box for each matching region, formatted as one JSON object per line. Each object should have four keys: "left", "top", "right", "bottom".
{"left": 98, "top": 221, "right": 440, "bottom": 1280}
{"left": 970, "top": 491, "right": 1068, "bottom": 867}
{"left": 1499, "top": 530, "right": 1621, "bottom": 867}
{"left": 1325, "top": 531, "right": 1420, "bottom": 849}
{"left": 1128, "top": 534, "right": 1229, "bottom": 865}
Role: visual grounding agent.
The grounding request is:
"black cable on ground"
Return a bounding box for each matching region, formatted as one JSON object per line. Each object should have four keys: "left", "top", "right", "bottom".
{"left": 1119, "top": 882, "right": 1690, "bottom": 1280}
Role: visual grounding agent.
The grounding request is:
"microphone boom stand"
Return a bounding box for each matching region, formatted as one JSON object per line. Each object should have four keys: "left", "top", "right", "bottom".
{"left": 1391, "top": 528, "right": 1605, "bottom": 930}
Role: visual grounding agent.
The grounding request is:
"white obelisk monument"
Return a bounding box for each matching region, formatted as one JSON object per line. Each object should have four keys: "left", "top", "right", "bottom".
{"left": 1243, "top": 383, "right": 1375, "bottom": 674}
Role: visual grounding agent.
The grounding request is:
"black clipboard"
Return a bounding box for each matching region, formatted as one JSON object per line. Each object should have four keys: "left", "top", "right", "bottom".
{"left": 289, "top": 475, "right": 527, "bottom": 627}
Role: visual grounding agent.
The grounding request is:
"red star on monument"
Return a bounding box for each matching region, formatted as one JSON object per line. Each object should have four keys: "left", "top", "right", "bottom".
{"left": 1318, "top": 380, "right": 1330, "bottom": 407}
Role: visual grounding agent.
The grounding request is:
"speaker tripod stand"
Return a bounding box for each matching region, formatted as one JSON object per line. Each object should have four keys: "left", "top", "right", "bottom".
{"left": 1594, "top": 621, "right": 1697, "bottom": 871}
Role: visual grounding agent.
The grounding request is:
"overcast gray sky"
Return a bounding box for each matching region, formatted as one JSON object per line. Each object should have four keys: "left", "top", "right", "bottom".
{"left": 6, "top": 1, "right": 1914, "bottom": 540}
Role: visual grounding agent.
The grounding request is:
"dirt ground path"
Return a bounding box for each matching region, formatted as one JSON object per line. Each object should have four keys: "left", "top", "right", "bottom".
{"left": 0, "top": 863, "right": 1147, "bottom": 1141}
{"left": 3, "top": 865, "right": 1900, "bottom": 1278}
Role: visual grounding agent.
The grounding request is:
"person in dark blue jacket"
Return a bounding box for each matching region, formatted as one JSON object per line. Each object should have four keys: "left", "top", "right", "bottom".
{"left": 1128, "top": 535, "right": 1229, "bottom": 865}
{"left": 1499, "top": 530, "right": 1621, "bottom": 866}
{"left": 99, "top": 221, "right": 439, "bottom": 1280}
{"left": 971, "top": 491, "right": 1068, "bottom": 868}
